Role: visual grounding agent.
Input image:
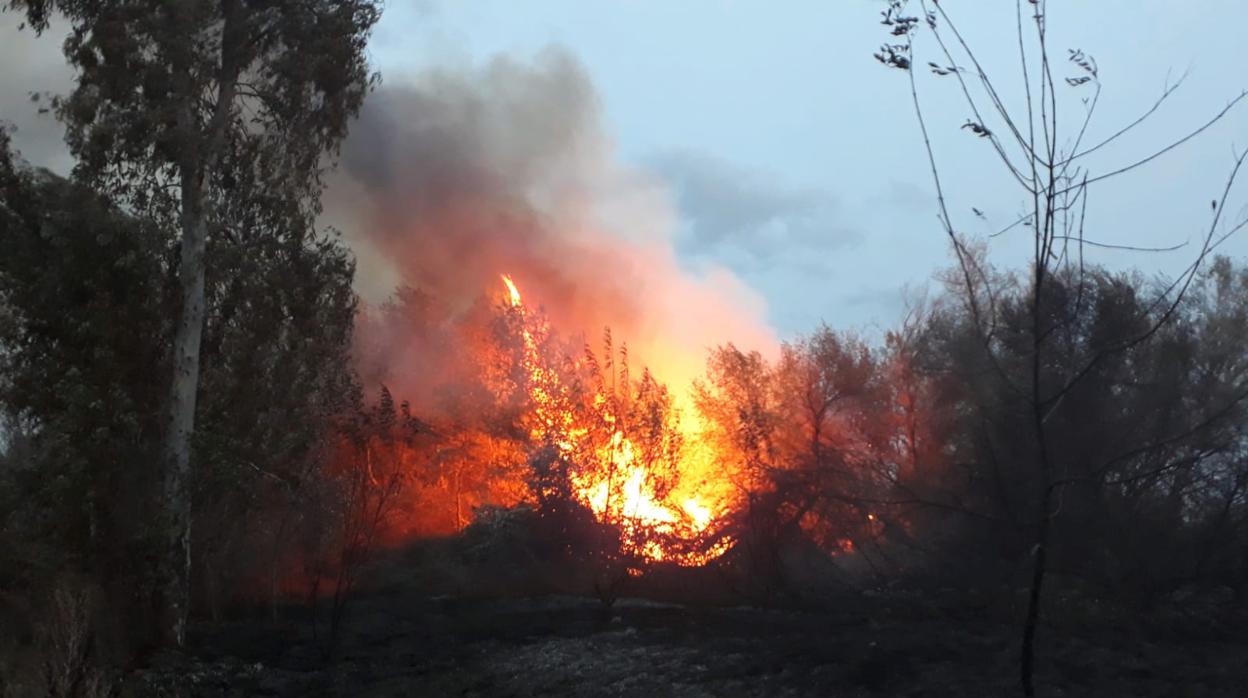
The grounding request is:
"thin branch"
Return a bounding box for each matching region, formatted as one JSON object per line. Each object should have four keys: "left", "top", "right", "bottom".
{"left": 990, "top": 211, "right": 1034, "bottom": 239}
{"left": 1064, "top": 70, "right": 1190, "bottom": 164}
{"left": 1047, "top": 236, "right": 1188, "bottom": 253}
{"left": 1043, "top": 149, "right": 1248, "bottom": 412}
{"left": 1058, "top": 90, "right": 1248, "bottom": 196}
{"left": 921, "top": 0, "right": 1039, "bottom": 188}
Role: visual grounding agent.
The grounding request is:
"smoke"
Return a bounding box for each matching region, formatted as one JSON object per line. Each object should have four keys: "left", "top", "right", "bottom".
{"left": 325, "top": 48, "right": 777, "bottom": 399}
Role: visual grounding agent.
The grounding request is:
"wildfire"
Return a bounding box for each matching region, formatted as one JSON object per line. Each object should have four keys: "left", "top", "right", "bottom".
{"left": 501, "top": 274, "right": 522, "bottom": 307}
{"left": 500, "top": 274, "right": 727, "bottom": 565}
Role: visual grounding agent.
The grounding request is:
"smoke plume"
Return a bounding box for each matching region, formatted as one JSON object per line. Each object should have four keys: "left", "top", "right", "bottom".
{"left": 324, "top": 48, "right": 777, "bottom": 400}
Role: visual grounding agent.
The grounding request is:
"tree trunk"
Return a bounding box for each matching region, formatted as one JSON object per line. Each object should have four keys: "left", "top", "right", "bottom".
{"left": 159, "top": 175, "right": 209, "bottom": 647}
{"left": 1022, "top": 238, "right": 1054, "bottom": 697}
{"left": 1020, "top": 490, "right": 1052, "bottom": 697}
{"left": 157, "top": 1, "right": 243, "bottom": 645}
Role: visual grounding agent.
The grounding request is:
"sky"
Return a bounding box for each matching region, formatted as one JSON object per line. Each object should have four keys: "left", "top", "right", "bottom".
{"left": 3, "top": 1, "right": 1247, "bottom": 339}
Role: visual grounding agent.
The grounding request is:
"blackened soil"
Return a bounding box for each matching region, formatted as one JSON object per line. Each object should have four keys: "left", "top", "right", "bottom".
{"left": 129, "top": 586, "right": 1247, "bottom": 697}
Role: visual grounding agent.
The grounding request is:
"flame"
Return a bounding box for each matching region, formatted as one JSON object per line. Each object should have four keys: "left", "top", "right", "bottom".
{"left": 501, "top": 274, "right": 522, "bottom": 307}
{"left": 501, "top": 274, "right": 726, "bottom": 565}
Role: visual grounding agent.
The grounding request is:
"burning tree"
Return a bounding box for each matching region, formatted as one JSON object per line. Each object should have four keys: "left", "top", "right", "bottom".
{"left": 692, "top": 333, "right": 907, "bottom": 597}
{"left": 499, "top": 277, "right": 725, "bottom": 573}
{"left": 311, "top": 385, "right": 418, "bottom": 654}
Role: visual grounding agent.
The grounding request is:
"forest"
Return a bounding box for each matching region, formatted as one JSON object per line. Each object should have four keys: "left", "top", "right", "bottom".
{"left": 1, "top": 1, "right": 1247, "bottom": 696}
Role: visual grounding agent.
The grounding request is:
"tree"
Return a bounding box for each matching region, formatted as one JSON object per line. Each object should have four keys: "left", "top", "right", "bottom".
{"left": 694, "top": 344, "right": 780, "bottom": 498}
{"left": 694, "top": 336, "right": 891, "bottom": 596}
{"left": 906, "top": 262, "right": 1248, "bottom": 591}
{"left": 311, "top": 385, "right": 416, "bottom": 655}
{"left": 875, "top": 2, "right": 1247, "bottom": 693}
{"left": 0, "top": 131, "right": 171, "bottom": 600}
{"left": 8, "top": 0, "right": 381, "bottom": 645}
{"left": 1, "top": 131, "right": 363, "bottom": 669}
{"left": 191, "top": 201, "right": 359, "bottom": 623}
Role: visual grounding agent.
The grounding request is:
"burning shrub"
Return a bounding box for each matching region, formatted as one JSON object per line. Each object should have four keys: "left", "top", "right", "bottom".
{"left": 691, "top": 333, "right": 912, "bottom": 596}
{"left": 291, "top": 386, "right": 422, "bottom": 653}
{"left": 359, "top": 275, "right": 734, "bottom": 570}
{"left": 355, "top": 274, "right": 917, "bottom": 598}
{"left": 504, "top": 285, "right": 730, "bottom": 569}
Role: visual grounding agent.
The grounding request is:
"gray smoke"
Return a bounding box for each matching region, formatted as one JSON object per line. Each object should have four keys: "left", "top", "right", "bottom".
{"left": 324, "top": 48, "right": 777, "bottom": 394}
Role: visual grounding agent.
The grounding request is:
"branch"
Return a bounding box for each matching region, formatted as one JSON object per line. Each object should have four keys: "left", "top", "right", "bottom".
{"left": 1042, "top": 148, "right": 1248, "bottom": 412}
{"left": 1058, "top": 90, "right": 1248, "bottom": 196}
{"left": 1064, "top": 70, "right": 1190, "bottom": 165}
{"left": 1047, "top": 235, "right": 1188, "bottom": 253}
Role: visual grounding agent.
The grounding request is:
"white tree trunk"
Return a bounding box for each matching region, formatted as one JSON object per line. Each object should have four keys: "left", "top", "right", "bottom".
{"left": 158, "top": 2, "right": 241, "bottom": 642}
{"left": 161, "top": 174, "right": 208, "bottom": 647}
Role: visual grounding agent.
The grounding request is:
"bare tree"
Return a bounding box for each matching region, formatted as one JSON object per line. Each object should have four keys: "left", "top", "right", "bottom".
{"left": 874, "top": 1, "right": 1247, "bottom": 693}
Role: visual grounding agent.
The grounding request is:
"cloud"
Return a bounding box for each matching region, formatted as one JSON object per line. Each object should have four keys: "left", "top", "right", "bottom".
{"left": 880, "top": 179, "right": 932, "bottom": 213}
{"left": 646, "top": 148, "right": 860, "bottom": 266}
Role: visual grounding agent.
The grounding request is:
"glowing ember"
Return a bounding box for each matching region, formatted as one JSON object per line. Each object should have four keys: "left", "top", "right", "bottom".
{"left": 501, "top": 274, "right": 726, "bottom": 565}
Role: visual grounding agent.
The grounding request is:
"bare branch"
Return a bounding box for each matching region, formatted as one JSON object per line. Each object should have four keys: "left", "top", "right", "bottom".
{"left": 1048, "top": 235, "right": 1188, "bottom": 253}
{"left": 1043, "top": 148, "right": 1248, "bottom": 413}
{"left": 1059, "top": 90, "right": 1248, "bottom": 195}
{"left": 1064, "top": 69, "right": 1190, "bottom": 164}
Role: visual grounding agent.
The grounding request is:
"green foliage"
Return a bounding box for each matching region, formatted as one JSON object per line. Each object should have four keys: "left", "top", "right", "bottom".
{"left": 0, "top": 134, "right": 171, "bottom": 576}
{"left": 5, "top": 0, "right": 383, "bottom": 646}
{"left": 0, "top": 135, "right": 362, "bottom": 651}
{"left": 8, "top": 0, "right": 382, "bottom": 233}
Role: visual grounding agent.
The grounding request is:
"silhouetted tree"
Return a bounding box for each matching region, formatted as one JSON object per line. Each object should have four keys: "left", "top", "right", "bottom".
{"left": 0, "top": 131, "right": 361, "bottom": 673}
{"left": 7, "top": 0, "right": 381, "bottom": 644}
{"left": 876, "top": 2, "right": 1247, "bottom": 691}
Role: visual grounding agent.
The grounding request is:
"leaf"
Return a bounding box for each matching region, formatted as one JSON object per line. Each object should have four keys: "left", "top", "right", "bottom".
{"left": 961, "top": 120, "right": 992, "bottom": 138}
{"left": 875, "top": 44, "right": 912, "bottom": 71}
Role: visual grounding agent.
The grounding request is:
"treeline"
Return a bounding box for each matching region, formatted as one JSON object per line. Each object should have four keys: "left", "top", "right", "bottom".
{"left": 2, "top": 1, "right": 1247, "bottom": 695}
{"left": 692, "top": 261, "right": 1248, "bottom": 602}
{"left": 1, "top": 0, "right": 387, "bottom": 693}
{"left": 339, "top": 248, "right": 1248, "bottom": 617}
{"left": 0, "top": 130, "right": 413, "bottom": 691}
{"left": 386, "top": 255, "right": 1248, "bottom": 607}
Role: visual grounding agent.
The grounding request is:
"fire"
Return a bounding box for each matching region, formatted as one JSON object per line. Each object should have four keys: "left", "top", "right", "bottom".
{"left": 501, "top": 274, "right": 522, "bottom": 307}
{"left": 501, "top": 274, "right": 727, "bottom": 565}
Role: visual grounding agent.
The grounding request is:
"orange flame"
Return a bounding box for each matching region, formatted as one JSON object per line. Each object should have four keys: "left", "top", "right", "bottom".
{"left": 501, "top": 274, "right": 726, "bottom": 565}
{"left": 500, "top": 274, "right": 522, "bottom": 307}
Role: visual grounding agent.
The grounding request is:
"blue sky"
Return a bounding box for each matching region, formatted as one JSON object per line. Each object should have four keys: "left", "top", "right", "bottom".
{"left": 3, "top": 2, "right": 1246, "bottom": 337}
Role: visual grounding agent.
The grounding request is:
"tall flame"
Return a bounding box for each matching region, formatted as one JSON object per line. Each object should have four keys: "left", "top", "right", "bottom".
{"left": 501, "top": 274, "right": 727, "bottom": 565}
{"left": 501, "top": 274, "right": 522, "bottom": 307}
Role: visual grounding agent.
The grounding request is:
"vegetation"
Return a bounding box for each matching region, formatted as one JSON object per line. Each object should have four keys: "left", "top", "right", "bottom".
{"left": 875, "top": 1, "right": 1246, "bottom": 692}
{"left": 1, "top": 1, "right": 1246, "bottom": 696}
{"left": 6, "top": 0, "right": 382, "bottom": 646}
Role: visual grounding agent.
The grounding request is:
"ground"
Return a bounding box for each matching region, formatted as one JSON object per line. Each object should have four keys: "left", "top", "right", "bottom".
{"left": 128, "top": 577, "right": 1248, "bottom": 697}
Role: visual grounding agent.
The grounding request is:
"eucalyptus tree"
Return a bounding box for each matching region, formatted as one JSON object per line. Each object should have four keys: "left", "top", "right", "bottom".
{"left": 7, "top": 0, "right": 382, "bottom": 645}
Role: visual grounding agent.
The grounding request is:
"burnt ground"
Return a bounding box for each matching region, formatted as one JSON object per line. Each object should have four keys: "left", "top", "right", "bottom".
{"left": 129, "top": 577, "right": 1248, "bottom": 697}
